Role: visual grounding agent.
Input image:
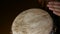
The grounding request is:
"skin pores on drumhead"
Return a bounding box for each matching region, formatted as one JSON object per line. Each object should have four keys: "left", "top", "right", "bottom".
{"left": 11, "top": 8, "right": 53, "bottom": 34}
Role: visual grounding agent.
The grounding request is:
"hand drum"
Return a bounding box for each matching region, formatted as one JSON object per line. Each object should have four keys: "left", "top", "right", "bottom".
{"left": 11, "top": 8, "right": 53, "bottom": 34}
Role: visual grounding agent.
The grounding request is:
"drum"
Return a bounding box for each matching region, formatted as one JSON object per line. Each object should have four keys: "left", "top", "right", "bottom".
{"left": 11, "top": 8, "right": 53, "bottom": 34}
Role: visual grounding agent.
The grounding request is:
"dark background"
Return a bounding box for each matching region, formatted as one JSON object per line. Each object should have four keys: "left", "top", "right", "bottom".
{"left": 0, "top": 0, "right": 40, "bottom": 34}
{"left": 0, "top": 0, "right": 60, "bottom": 34}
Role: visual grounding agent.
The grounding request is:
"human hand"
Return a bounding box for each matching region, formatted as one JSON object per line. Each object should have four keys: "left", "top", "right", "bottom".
{"left": 47, "top": 2, "right": 60, "bottom": 16}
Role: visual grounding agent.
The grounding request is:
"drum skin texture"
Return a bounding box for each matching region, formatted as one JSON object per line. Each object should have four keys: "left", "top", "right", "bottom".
{"left": 11, "top": 8, "right": 53, "bottom": 34}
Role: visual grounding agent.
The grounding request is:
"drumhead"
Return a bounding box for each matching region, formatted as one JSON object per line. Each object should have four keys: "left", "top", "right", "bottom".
{"left": 11, "top": 8, "right": 53, "bottom": 34}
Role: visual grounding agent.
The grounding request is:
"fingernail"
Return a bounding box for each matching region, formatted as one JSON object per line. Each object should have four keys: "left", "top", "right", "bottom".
{"left": 49, "top": 8, "right": 52, "bottom": 10}
{"left": 49, "top": 8, "right": 53, "bottom": 10}
{"left": 47, "top": 5, "right": 52, "bottom": 7}
{"left": 47, "top": 5, "right": 49, "bottom": 7}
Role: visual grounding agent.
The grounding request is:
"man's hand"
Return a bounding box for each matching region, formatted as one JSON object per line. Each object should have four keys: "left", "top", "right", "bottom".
{"left": 47, "top": 2, "right": 60, "bottom": 16}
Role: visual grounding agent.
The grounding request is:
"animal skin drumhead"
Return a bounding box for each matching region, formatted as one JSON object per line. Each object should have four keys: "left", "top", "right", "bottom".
{"left": 11, "top": 8, "right": 53, "bottom": 34}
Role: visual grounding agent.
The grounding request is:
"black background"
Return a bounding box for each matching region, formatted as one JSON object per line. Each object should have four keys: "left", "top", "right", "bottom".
{"left": 0, "top": 0, "right": 40, "bottom": 34}
{"left": 0, "top": 0, "right": 60, "bottom": 34}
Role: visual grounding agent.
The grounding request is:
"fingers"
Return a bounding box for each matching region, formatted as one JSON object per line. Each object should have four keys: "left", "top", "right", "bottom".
{"left": 47, "top": 7, "right": 60, "bottom": 12}
{"left": 53, "top": 11, "right": 60, "bottom": 16}
{"left": 48, "top": 2, "right": 60, "bottom": 5}
{"left": 47, "top": 1, "right": 60, "bottom": 9}
{"left": 48, "top": 7, "right": 60, "bottom": 16}
{"left": 47, "top": 2, "right": 60, "bottom": 16}
{"left": 47, "top": 4, "right": 60, "bottom": 13}
{"left": 47, "top": 5, "right": 60, "bottom": 9}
